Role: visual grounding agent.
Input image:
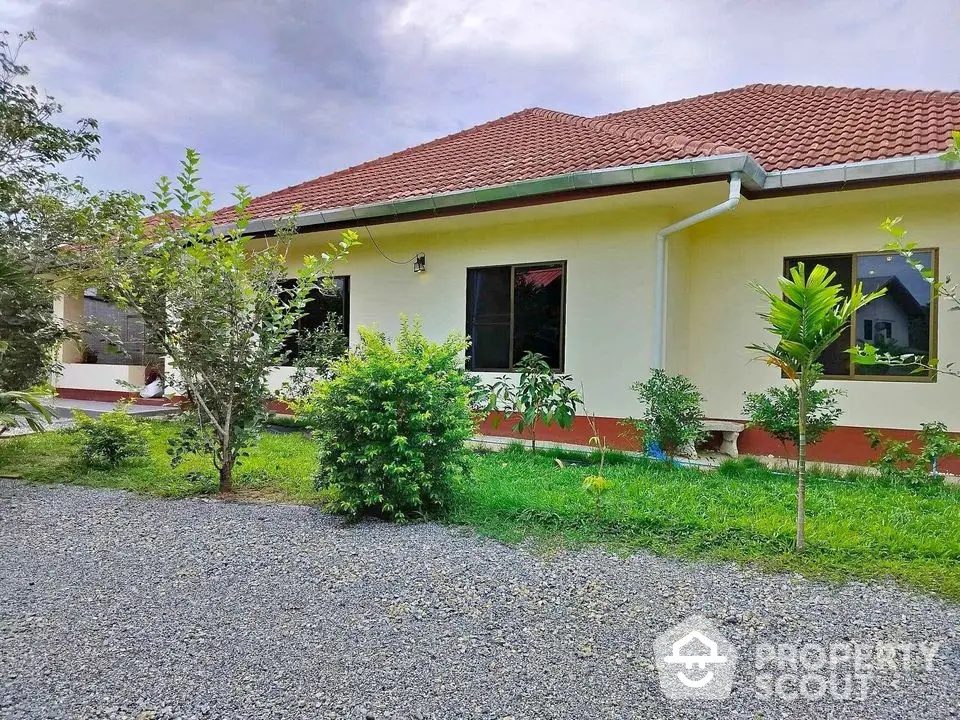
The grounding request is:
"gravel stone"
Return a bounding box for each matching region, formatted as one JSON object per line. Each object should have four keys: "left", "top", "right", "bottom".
{"left": 1, "top": 478, "right": 957, "bottom": 719}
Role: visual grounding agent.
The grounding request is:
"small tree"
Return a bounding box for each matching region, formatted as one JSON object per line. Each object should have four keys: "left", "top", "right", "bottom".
{"left": 866, "top": 422, "right": 960, "bottom": 485}
{"left": 279, "top": 313, "right": 349, "bottom": 401}
{"left": 582, "top": 407, "right": 611, "bottom": 519}
{"left": 743, "top": 366, "right": 844, "bottom": 466}
{"left": 484, "top": 351, "right": 582, "bottom": 451}
{"left": 89, "top": 150, "right": 357, "bottom": 491}
{"left": 0, "top": 31, "right": 132, "bottom": 392}
{"left": 627, "top": 369, "right": 705, "bottom": 460}
{"left": 748, "top": 262, "right": 884, "bottom": 551}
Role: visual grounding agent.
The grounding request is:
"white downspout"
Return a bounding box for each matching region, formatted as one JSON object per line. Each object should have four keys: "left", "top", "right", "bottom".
{"left": 652, "top": 173, "right": 742, "bottom": 370}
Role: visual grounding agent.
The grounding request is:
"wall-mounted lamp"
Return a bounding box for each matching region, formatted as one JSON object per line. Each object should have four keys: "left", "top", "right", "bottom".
{"left": 413, "top": 253, "right": 426, "bottom": 273}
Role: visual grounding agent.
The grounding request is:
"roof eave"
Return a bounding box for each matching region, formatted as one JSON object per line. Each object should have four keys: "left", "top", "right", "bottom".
{"left": 763, "top": 152, "right": 960, "bottom": 191}
{"left": 228, "top": 153, "right": 765, "bottom": 235}
{"left": 227, "top": 151, "right": 960, "bottom": 236}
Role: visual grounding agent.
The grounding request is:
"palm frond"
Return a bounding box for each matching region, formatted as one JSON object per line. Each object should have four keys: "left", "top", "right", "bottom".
{"left": 0, "top": 390, "right": 54, "bottom": 434}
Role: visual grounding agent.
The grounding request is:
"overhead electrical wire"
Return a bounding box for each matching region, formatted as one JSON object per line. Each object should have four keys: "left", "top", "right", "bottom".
{"left": 362, "top": 225, "right": 420, "bottom": 265}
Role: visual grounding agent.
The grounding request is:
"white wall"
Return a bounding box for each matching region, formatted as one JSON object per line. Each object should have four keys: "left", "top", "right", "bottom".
{"left": 55, "top": 364, "right": 147, "bottom": 393}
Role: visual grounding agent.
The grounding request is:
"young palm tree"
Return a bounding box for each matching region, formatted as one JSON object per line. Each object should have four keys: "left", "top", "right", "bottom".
{"left": 748, "top": 263, "right": 884, "bottom": 552}
{"left": 0, "top": 341, "right": 54, "bottom": 436}
{"left": 0, "top": 389, "right": 53, "bottom": 435}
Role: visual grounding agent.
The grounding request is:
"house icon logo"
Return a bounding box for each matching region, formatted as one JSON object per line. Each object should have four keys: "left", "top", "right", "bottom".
{"left": 653, "top": 615, "right": 737, "bottom": 700}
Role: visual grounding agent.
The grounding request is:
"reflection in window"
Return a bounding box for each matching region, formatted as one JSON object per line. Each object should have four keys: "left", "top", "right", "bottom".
{"left": 279, "top": 276, "right": 350, "bottom": 364}
{"left": 81, "top": 289, "right": 162, "bottom": 366}
{"left": 855, "top": 252, "right": 933, "bottom": 376}
{"left": 466, "top": 262, "right": 566, "bottom": 371}
{"left": 783, "top": 251, "right": 936, "bottom": 380}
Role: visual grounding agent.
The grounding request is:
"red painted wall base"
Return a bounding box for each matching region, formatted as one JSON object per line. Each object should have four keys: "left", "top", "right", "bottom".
{"left": 476, "top": 412, "right": 960, "bottom": 473}
{"left": 55, "top": 389, "right": 955, "bottom": 472}
{"left": 55, "top": 388, "right": 171, "bottom": 406}
{"left": 476, "top": 413, "right": 642, "bottom": 451}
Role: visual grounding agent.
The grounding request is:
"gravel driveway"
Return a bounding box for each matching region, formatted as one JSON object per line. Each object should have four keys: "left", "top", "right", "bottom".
{"left": 1, "top": 479, "right": 957, "bottom": 719}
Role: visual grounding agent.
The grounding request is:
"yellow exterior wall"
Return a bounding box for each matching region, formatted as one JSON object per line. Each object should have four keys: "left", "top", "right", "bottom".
{"left": 686, "top": 180, "right": 960, "bottom": 430}
{"left": 281, "top": 192, "right": 679, "bottom": 418}
{"left": 53, "top": 175, "right": 960, "bottom": 434}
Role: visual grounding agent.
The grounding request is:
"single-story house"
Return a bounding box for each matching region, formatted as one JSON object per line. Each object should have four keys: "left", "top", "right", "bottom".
{"left": 54, "top": 83, "right": 960, "bottom": 466}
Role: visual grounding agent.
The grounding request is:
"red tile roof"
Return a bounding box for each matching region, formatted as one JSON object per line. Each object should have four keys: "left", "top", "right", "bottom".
{"left": 215, "top": 108, "right": 737, "bottom": 223}
{"left": 603, "top": 83, "right": 960, "bottom": 171}
{"left": 219, "top": 84, "right": 960, "bottom": 223}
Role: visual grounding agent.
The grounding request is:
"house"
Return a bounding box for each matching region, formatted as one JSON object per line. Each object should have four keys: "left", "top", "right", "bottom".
{"left": 54, "top": 84, "right": 960, "bottom": 466}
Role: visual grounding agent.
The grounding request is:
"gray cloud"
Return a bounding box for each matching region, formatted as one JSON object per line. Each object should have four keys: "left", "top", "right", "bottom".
{"left": 2, "top": 0, "right": 959, "bottom": 204}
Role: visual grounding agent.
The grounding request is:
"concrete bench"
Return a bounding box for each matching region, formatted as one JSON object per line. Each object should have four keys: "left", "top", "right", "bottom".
{"left": 681, "top": 420, "right": 746, "bottom": 459}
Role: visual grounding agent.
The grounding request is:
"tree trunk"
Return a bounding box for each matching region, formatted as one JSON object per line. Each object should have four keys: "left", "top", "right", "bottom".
{"left": 796, "top": 374, "right": 807, "bottom": 553}
{"left": 218, "top": 425, "right": 233, "bottom": 493}
{"left": 531, "top": 429, "right": 537, "bottom": 452}
{"left": 219, "top": 460, "right": 233, "bottom": 494}
{"left": 219, "top": 402, "right": 234, "bottom": 493}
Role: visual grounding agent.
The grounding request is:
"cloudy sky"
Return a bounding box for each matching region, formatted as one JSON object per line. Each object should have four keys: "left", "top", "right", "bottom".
{"left": 2, "top": 0, "right": 959, "bottom": 203}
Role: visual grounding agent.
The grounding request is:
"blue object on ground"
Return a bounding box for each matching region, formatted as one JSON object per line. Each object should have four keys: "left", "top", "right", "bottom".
{"left": 646, "top": 442, "right": 667, "bottom": 461}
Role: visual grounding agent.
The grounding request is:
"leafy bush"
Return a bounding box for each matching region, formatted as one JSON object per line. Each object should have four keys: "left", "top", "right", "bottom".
{"left": 484, "top": 351, "right": 582, "bottom": 450}
{"left": 300, "top": 317, "right": 475, "bottom": 521}
{"left": 71, "top": 404, "right": 146, "bottom": 467}
{"left": 866, "top": 421, "right": 960, "bottom": 485}
{"left": 280, "top": 314, "right": 349, "bottom": 401}
{"left": 265, "top": 412, "right": 312, "bottom": 431}
{"left": 627, "top": 369, "right": 705, "bottom": 458}
{"left": 743, "top": 369, "right": 844, "bottom": 460}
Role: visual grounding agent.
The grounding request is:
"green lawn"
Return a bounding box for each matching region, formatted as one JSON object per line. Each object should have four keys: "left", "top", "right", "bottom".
{"left": 452, "top": 445, "right": 960, "bottom": 599}
{"left": 2, "top": 424, "right": 958, "bottom": 598}
{"left": 0, "top": 421, "right": 322, "bottom": 502}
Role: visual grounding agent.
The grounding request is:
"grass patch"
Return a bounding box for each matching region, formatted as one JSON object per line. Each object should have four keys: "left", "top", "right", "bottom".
{"left": 0, "top": 420, "right": 322, "bottom": 502}
{"left": 450, "top": 445, "right": 960, "bottom": 599}
{"left": 4, "top": 425, "right": 959, "bottom": 598}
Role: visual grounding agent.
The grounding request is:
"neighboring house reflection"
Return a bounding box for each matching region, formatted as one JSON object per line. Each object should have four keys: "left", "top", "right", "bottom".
{"left": 857, "top": 275, "right": 929, "bottom": 356}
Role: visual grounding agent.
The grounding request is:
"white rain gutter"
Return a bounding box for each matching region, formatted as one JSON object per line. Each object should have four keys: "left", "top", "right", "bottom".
{"left": 652, "top": 173, "right": 742, "bottom": 370}
{"left": 219, "top": 151, "right": 959, "bottom": 237}
{"left": 218, "top": 154, "right": 767, "bottom": 236}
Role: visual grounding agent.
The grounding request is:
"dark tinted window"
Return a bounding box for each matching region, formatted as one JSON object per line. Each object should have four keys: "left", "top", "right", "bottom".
{"left": 466, "top": 262, "right": 565, "bottom": 371}
{"left": 280, "top": 276, "right": 349, "bottom": 363}
{"left": 784, "top": 255, "right": 852, "bottom": 376}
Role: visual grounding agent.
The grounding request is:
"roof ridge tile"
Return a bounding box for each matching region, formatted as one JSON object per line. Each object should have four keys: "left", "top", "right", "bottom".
{"left": 529, "top": 107, "right": 740, "bottom": 157}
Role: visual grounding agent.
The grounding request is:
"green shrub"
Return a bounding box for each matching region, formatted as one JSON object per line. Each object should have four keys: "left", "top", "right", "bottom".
{"left": 866, "top": 421, "right": 960, "bottom": 485}
{"left": 70, "top": 404, "right": 146, "bottom": 468}
{"left": 743, "top": 369, "right": 843, "bottom": 460}
{"left": 626, "top": 369, "right": 705, "bottom": 458}
{"left": 299, "top": 317, "right": 475, "bottom": 521}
